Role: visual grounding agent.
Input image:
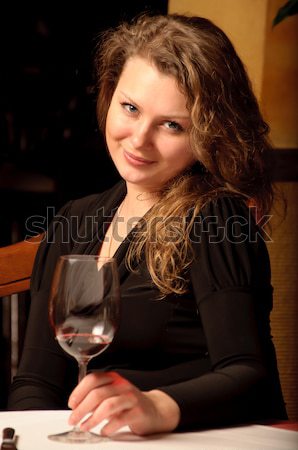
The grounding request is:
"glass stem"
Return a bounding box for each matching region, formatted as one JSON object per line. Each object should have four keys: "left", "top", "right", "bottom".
{"left": 72, "top": 360, "right": 88, "bottom": 433}
{"left": 78, "top": 360, "right": 88, "bottom": 384}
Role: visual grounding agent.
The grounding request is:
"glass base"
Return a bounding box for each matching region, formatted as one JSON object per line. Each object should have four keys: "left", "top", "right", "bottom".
{"left": 48, "top": 428, "right": 103, "bottom": 443}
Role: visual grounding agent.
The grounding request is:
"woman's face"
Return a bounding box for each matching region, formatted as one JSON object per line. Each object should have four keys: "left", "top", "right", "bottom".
{"left": 105, "top": 57, "right": 195, "bottom": 193}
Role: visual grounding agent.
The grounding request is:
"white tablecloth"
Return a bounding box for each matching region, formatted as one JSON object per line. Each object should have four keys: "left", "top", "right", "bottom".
{"left": 0, "top": 410, "right": 297, "bottom": 450}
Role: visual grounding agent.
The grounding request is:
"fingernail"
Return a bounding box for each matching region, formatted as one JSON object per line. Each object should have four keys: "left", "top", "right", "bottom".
{"left": 68, "top": 412, "right": 77, "bottom": 425}
{"left": 68, "top": 396, "right": 76, "bottom": 409}
{"left": 80, "top": 423, "right": 88, "bottom": 432}
{"left": 68, "top": 416, "right": 74, "bottom": 425}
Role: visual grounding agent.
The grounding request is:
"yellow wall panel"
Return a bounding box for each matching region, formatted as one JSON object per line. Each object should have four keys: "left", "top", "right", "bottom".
{"left": 169, "top": 0, "right": 298, "bottom": 147}
{"left": 268, "top": 183, "right": 298, "bottom": 420}
{"left": 169, "top": 0, "right": 268, "bottom": 99}
{"left": 261, "top": 0, "right": 298, "bottom": 148}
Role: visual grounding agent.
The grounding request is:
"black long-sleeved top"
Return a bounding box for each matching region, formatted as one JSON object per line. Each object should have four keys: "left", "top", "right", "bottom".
{"left": 8, "top": 181, "right": 287, "bottom": 429}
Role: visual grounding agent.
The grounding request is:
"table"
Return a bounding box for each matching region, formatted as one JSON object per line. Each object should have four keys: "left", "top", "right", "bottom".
{"left": 0, "top": 411, "right": 297, "bottom": 450}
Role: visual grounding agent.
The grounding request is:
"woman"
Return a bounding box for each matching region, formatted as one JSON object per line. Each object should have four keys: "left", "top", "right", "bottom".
{"left": 8, "top": 14, "right": 287, "bottom": 435}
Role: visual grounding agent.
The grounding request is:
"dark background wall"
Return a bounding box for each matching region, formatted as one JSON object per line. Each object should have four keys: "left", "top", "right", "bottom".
{"left": 0, "top": 1, "right": 168, "bottom": 237}
{"left": 0, "top": 0, "right": 168, "bottom": 410}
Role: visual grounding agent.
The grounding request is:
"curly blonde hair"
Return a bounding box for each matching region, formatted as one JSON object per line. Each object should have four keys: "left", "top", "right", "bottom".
{"left": 95, "top": 14, "right": 274, "bottom": 296}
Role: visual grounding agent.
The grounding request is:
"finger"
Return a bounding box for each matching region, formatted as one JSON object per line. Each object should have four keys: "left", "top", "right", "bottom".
{"left": 100, "top": 408, "right": 138, "bottom": 436}
{"left": 69, "top": 374, "right": 133, "bottom": 426}
{"left": 80, "top": 392, "right": 136, "bottom": 431}
{"left": 69, "top": 384, "right": 117, "bottom": 425}
{"left": 68, "top": 371, "right": 117, "bottom": 408}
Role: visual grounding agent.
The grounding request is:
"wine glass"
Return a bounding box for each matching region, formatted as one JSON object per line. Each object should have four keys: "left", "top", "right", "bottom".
{"left": 47, "top": 255, "right": 120, "bottom": 443}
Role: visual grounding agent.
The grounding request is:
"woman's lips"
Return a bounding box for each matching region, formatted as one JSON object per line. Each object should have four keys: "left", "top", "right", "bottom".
{"left": 124, "top": 150, "right": 155, "bottom": 166}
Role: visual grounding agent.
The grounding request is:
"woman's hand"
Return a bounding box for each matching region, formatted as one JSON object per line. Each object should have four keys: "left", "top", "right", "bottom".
{"left": 68, "top": 372, "right": 180, "bottom": 436}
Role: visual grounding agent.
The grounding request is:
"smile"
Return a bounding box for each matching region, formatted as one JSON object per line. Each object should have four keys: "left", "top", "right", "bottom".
{"left": 124, "top": 150, "right": 156, "bottom": 166}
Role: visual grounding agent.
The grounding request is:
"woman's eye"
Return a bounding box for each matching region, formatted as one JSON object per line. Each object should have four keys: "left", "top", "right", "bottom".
{"left": 121, "top": 103, "right": 138, "bottom": 114}
{"left": 164, "top": 121, "right": 183, "bottom": 132}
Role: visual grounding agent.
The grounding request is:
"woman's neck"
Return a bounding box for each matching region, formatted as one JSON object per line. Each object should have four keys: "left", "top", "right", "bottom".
{"left": 124, "top": 183, "right": 160, "bottom": 217}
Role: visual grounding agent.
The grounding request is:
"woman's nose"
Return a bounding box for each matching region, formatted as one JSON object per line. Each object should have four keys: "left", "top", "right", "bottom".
{"left": 130, "top": 121, "right": 153, "bottom": 150}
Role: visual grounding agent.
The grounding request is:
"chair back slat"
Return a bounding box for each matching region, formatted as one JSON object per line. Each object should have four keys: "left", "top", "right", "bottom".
{"left": 0, "top": 234, "right": 44, "bottom": 296}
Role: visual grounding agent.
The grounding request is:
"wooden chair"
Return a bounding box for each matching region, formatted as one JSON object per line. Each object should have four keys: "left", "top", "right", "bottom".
{"left": 0, "top": 233, "right": 44, "bottom": 297}
{"left": 0, "top": 233, "right": 44, "bottom": 406}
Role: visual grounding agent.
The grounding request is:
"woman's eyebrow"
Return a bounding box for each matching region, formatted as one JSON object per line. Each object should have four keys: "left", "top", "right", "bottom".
{"left": 119, "top": 90, "right": 190, "bottom": 120}
{"left": 119, "top": 91, "right": 140, "bottom": 108}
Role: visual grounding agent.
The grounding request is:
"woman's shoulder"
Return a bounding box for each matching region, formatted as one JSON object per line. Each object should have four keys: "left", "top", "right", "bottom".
{"left": 61, "top": 180, "right": 125, "bottom": 218}
{"left": 192, "top": 194, "right": 265, "bottom": 247}
{"left": 190, "top": 194, "right": 272, "bottom": 291}
{"left": 199, "top": 194, "right": 250, "bottom": 220}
